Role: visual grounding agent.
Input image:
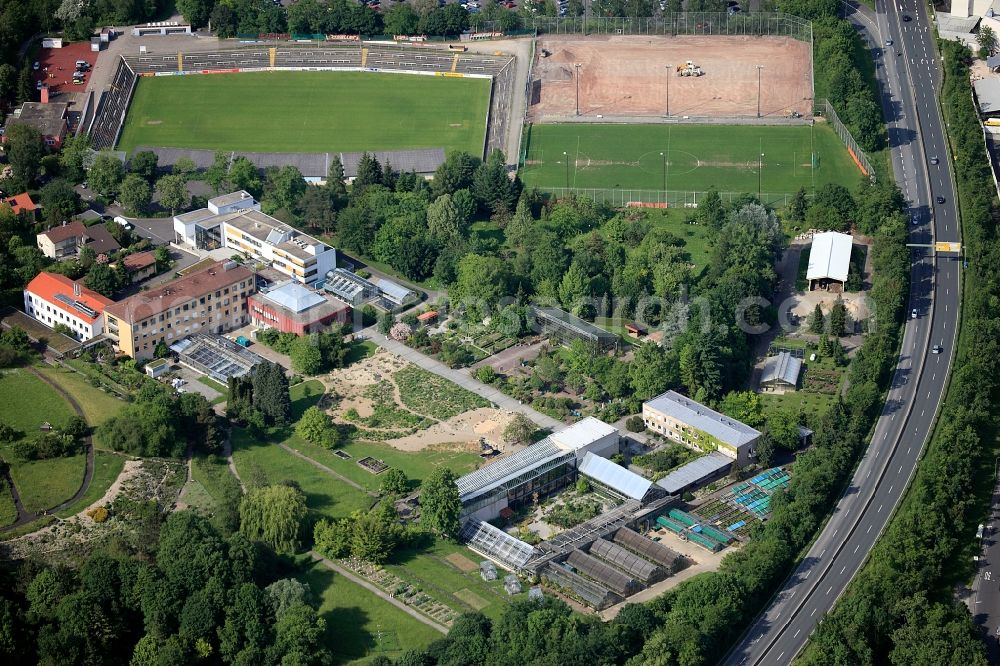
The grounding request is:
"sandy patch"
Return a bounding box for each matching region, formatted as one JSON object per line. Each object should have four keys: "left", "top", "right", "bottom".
{"left": 445, "top": 552, "right": 479, "bottom": 572}
{"left": 80, "top": 459, "right": 142, "bottom": 523}
{"left": 340, "top": 397, "right": 374, "bottom": 419}
{"left": 385, "top": 407, "right": 518, "bottom": 452}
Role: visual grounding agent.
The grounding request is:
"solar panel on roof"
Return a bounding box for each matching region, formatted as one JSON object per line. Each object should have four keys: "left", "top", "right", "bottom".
{"left": 53, "top": 292, "right": 98, "bottom": 318}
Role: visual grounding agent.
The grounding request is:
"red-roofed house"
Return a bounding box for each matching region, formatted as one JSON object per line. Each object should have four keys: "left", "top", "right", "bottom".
{"left": 2, "top": 193, "right": 38, "bottom": 217}
{"left": 114, "top": 251, "right": 157, "bottom": 284}
{"left": 24, "top": 272, "right": 114, "bottom": 341}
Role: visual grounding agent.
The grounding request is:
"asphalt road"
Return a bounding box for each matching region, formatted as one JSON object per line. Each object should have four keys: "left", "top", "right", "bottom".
{"left": 973, "top": 463, "right": 1000, "bottom": 661}
{"left": 724, "top": 1, "right": 962, "bottom": 663}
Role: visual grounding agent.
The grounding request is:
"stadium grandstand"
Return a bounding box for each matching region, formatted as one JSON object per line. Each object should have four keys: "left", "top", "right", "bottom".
{"left": 89, "top": 44, "right": 516, "bottom": 157}
{"left": 89, "top": 58, "right": 137, "bottom": 150}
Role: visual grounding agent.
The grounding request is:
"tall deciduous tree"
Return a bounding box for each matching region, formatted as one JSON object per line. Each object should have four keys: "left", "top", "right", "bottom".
{"left": 421, "top": 467, "right": 461, "bottom": 537}
{"left": 88, "top": 153, "right": 125, "bottom": 197}
{"left": 120, "top": 173, "right": 152, "bottom": 216}
{"left": 156, "top": 174, "right": 189, "bottom": 214}
{"left": 129, "top": 150, "right": 159, "bottom": 182}
{"left": 239, "top": 484, "right": 308, "bottom": 554}
{"left": 295, "top": 406, "right": 338, "bottom": 448}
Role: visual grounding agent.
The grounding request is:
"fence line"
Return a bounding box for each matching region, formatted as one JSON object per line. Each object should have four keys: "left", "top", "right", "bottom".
{"left": 815, "top": 98, "right": 876, "bottom": 181}
{"left": 525, "top": 13, "right": 811, "bottom": 42}
{"left": 533, "top": 187, "right": 799, "bottom": 208}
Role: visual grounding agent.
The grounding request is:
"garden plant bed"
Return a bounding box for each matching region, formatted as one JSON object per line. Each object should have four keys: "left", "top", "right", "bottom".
{"left": 357, "top": 456, "right": 389, "bottom": 475}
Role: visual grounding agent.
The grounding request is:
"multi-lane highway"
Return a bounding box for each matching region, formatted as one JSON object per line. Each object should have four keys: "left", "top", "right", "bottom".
{"left": 724, "top": 1, "right": 962, "bottom": 663}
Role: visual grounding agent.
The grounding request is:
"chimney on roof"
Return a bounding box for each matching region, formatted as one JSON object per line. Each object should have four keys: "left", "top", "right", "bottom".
{"left": 40, "top": 86, "right": 49, "bottom": 104}
{"left": 73, "top": 282, "right": 80, "bottom": 297}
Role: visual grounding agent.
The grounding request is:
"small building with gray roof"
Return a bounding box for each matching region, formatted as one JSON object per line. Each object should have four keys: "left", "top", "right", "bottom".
{"left": 759, "top": 351, "right": 802, "bottom": 392}
{"left": 642, "top": 390, "right": 761, "bottom": 465}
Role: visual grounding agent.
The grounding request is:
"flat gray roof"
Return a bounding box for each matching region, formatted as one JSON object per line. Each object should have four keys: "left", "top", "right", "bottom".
{"left": 644, "top": 390, "right": 761, "bottom": 448}
{"left": 975, "top": 78, "right": 1000, "bottom": 114}
{"left": 655, "top": 451, "right": 732, "bottom": 495}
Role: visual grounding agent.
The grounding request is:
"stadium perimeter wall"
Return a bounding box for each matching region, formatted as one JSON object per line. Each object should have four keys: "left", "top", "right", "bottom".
{"left": 90, "top": 44, "right": 517, "bottom": 164}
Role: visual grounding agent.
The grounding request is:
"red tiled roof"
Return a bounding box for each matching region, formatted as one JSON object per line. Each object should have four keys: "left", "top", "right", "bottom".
{"left": 105, "top": 261, "right": 253, "bottom": 324}
{"left": 121, "top": 251, "right": 156, "bottom": 272}
{"left": 3, "top": 193, "right": 37, "bottom": 214}
{"left": 39, "top": 220, "right": 86, "bottom": 244}
{"left": 417, "top": 310, "right": 438, "bottom": 321}
{"left": 25, "top": 272, "right": 114, "bottom": 324}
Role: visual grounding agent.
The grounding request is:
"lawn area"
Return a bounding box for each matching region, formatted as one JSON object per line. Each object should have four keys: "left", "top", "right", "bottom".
{"left": 385, "top": 540, "right": 511, "bottom": 620}
{"left": 394, "top": 366, "right": 490, "bottom": 419}
{"left": 55, "top": 452, "right": 126, "bottom": 518}
{"left": 197, "top": 376, "right": 230, "bottom": 405}
{"left": 345, "top": 341, "right": 378, "bottom": 367}
{"left": 34, "top": 365, "right": 125, "bottom": 427}
{"left": 191, "top": 454, "right": 239, "bottom": 504}
{"left": 761, "top": 356, "right": 845, "bottom": 421}
{"left": 284, "top": 437, "right": 482, "bottom": 493}
{"left": 119, "top": 71, "right": 491, "bottom": 155}
{"left": 232, "top": 431, "right": 373, "bottom": 520}
{"left": 0, "top": 368, "right": 75, "bottom": 435}
{"left": 9, "top": 454, "right": 86, "bottom": 514}
{"left": 0, "top": 480, "right": 16, "bottom": 527}
{"left": 231, "top": 380, "right": 372, "bottom": 519}
{"left": 519, "top": 123, "right": 861, "bottom": 195}
{"left": 301, "top": 562, "right": 443, "bottom": 665}
{"left": 0, "top": 368, "right": 88, "bottom": 513}
{"left": 644, "top": 208, "right": 715, "bottom": 276}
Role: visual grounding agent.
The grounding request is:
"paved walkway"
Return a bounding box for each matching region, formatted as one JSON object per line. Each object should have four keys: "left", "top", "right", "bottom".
{"left": 364, "top": 328, "right": 563, "bottom": 431}
{"left": 309, "top": 551, "right": 449, "bottom": 634}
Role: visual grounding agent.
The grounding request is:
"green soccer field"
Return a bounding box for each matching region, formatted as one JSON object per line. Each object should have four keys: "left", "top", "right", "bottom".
{"left": 519, "top": 123, "right": 863, "bottom": 196}
{"left": 117, "top": 71, "right": 492, "bottom": 155}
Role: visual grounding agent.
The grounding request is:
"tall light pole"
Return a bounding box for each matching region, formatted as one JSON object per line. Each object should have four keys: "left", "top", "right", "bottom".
{"left": 563, "top": 151, "right": 569, "bottom": 190}
{"left": 756, "top": 65, "right": 764, "bottom": 118}
{"left": 575, "top": 63, "right": 582, "bottom": 116}
{"left": 665, "top": 64, "right": 671, "bottom": 117}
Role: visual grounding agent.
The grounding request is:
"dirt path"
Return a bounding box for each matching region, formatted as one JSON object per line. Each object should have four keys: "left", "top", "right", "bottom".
{"left": 1, "top": 367, "right": 96, "bottom": 532}
{"left": 223, "top": 430, "right": 246, "bottom": 493}
{"left": 309, "top": 552, "right": 448, "bottom": 634}
{"left": 278, "top": 443, "right": 374, "bottom": 495}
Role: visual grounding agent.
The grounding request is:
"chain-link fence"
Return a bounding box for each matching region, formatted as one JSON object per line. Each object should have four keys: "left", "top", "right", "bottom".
{"left": 814, "top": 98, "right": 876, "bottom": 181}
{"left": 527, "top": 13, "right": 812, "bottom": 42}
{"left": 533, "top": 187, "right": 800, "bottom": 208}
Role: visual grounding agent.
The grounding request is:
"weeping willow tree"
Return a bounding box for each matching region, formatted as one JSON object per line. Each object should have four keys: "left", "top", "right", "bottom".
{"left": 239, "top": 484, "right": 307, "bottom": 554}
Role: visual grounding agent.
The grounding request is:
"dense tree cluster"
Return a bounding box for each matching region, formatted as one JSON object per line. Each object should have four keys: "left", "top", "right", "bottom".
{"left": 257, "top": 328, "right": 349, "bottom": 376}
{"left": 313, "top": 500, "right": 413, "bottom": 565}
{"left": 0, "top": 511, "right": 331, "bottom": 665}
{"left": 96, "top": 382, "right": 223, "bottom": 458}
{"left": 799, "top": 40, "right": 997, "bottom": 666}
{"left": 228, "top": 361, "right": 292, "bottom": 429}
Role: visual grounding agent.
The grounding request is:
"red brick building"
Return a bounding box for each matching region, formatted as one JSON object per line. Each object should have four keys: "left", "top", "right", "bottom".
{"left": 249, "top": 282, "right": 349, "bottom": 335}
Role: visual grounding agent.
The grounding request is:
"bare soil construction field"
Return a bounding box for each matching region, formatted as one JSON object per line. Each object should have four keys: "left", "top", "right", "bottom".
{"left": 529, "top": 35, "right": 812, "bottom": 120}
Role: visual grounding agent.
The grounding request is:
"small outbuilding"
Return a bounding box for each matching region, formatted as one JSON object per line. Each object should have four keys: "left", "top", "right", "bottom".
{"left": 759, "top": 351, "right": 802, "bottom": 393}
{"left": 480, "top": 560, "right": 498, "bottom": 581}
{"left": 806, "top": 231, "right": 853, "bottom": 292}
{"left": 504, "top": 574, "right": 522, "bottom": 595}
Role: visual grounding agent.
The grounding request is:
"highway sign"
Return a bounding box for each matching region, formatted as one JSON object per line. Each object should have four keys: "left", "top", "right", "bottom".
{"left": 935, "top": 242, "right": 962, "bottom": 253}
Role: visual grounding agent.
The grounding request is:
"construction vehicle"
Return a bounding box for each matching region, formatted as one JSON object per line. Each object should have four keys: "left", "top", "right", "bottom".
{"left": 676, "top": 60, "right": 704, "bottom": 77}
